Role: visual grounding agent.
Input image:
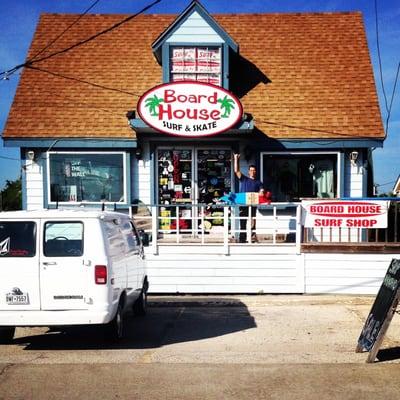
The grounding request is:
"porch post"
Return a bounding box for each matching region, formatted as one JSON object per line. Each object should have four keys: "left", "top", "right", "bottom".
{"left": 223, "top": 206, "right": 229, "bottom": 255}
{"left": 152, "top": 205, "right": 158, "bottom": 255}
{"left": 296, "top": 204, "right": 302, "bottom": 254}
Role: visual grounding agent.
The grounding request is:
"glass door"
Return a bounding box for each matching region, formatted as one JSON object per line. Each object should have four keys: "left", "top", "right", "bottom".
{"left": 196, "top": 149, "right": 232, "bottom": 204}
{"left": 156, "top": 147, "right": 233, "bottom": 235}
{"left": 196, "top": 149, "right": 233, "bottom": 235}
{"left": 157, "top": 148, "right": 194, "bottom": 232}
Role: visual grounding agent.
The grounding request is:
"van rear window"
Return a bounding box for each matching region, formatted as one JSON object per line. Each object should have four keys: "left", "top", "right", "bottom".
{"left": 0, "top": 222, "right": 36, "bottom": 257}
{"left": 44, "top": 222, "right": 83, "bottom": 257}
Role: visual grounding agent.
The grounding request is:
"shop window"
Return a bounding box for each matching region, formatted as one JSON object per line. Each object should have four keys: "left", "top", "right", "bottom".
{"left": 262, "top": 153, "right": 338, "bottom": 202}
{"left": 170, "top": 46, "right": 222, "bottom": 86}
{"left": 48, "top": 152, "right": 125, "bottom": 203}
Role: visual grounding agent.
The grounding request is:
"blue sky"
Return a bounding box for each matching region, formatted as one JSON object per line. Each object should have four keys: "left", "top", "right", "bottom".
{"left": 0, "top": 0, "right": 399, "bottom": 193}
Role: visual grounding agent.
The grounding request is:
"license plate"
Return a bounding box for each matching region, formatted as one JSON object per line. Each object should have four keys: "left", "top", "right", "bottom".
{"left": 6, "top": 293, "right": 29, "bottom": 305}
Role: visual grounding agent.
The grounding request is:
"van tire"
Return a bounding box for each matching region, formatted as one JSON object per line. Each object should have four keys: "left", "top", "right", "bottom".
{"left": 133, "top": 289, "right": 147, "bottom": 316}
{"left": 106, "top": 303, "right": 124, "bottom": 342}
{"left": 0, "top": 327, "right": 15, "bottom": 344}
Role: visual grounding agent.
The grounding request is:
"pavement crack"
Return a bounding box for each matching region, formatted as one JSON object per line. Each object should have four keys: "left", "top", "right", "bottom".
{"left": 0, "top": 363, "right": 15, "bottom": 382}
{"left": 346, "top": 306, "right": 367, "bottom": 323}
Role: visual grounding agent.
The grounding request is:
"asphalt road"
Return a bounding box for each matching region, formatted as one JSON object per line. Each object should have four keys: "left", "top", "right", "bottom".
{"left": 1, "top": 295, "right": 400, "bottom": 399}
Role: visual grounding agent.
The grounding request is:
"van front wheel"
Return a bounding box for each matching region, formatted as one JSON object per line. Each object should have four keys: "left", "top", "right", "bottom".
{"left": 0, "top": 327, "right": 15, "bottom": 344}
{"left": 106, "top": 303, "right": 124, "bottom": 342}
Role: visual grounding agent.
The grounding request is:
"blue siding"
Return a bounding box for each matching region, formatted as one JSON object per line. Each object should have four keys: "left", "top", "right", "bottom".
{"left": 4, "top": 139, "right": 137, "bottom": 149}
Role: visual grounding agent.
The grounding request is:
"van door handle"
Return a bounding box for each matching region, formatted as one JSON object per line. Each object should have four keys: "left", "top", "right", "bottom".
{"left": 43, "top": 261, "right": 57, "bottom": 266}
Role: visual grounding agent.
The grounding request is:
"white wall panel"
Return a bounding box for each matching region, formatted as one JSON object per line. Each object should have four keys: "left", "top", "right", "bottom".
{"left": 304, "top": 253, "right": 396, "bottom": 294}
{"left": 145, "top": 245, "right": 397, "bottom": 295}
{"left": 24, "top": 154, "right": 44, "bottom": 210}
{"left": 166, "top": 11, "right": 223, "bottom": 43}
{"left": 343, "top": 151, "right": 365, "bottom": 197}
{"left": 132, "top": 142, "right": 151, "bottom": 204}
{"left": 146, "top": 246, "right": 302, "bottom": 293}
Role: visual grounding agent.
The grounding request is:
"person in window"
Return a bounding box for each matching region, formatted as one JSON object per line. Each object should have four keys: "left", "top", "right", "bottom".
{"left": 234, "top": 153, "right": 264, "bottom": 243}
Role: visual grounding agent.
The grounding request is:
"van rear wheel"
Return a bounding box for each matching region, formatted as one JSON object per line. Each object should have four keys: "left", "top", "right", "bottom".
{"left": 133, "top": 289, "right": 147, "bottom": 316}
{"left": 106, "top": 303, "right": 124, "bottom": 342}
{"left": 0, "top": 327, "right": 15, "bottom": 344}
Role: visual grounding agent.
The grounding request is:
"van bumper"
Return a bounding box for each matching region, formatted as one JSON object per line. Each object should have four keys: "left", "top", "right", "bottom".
{"left": 0, "top": 309, "right": 114, "bottom": 326}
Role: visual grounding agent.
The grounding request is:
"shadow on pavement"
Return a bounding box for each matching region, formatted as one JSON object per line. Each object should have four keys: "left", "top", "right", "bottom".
{"left": 13, "top": 298, "right": 257, "bottom": 351}
{"left": 376, "top": 347, "right": 400, "bottom": 362}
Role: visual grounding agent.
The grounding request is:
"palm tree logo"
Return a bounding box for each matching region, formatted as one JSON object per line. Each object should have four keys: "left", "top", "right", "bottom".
{"left": 217, "top": 95, "right": 235, "bottom": 118}
{"left": 145, "top": 95, "right": 164, "bottom": 117}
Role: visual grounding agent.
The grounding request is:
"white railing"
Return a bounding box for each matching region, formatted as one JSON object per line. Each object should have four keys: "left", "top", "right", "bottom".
{"left": 129, "top": 203, "right": 301, "bottom": 255}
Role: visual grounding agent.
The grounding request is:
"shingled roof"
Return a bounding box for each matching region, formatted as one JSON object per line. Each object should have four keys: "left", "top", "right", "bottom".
{"left": 2, "top": 11, "right": 384, "bottom": 140}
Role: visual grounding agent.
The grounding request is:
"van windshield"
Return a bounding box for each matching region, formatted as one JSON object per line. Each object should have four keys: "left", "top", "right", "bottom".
{"left": 0, "top": 221, "right": 36, "bottom": 257}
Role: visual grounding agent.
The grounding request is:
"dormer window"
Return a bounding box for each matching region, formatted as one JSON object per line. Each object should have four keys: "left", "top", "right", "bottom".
{"left": 170, "top": 46, "right": 222, "bottom": 86}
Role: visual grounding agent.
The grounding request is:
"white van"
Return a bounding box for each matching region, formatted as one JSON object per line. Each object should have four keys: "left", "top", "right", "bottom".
{"left": 0, "top": 209, "right": 148, "bottom": 342}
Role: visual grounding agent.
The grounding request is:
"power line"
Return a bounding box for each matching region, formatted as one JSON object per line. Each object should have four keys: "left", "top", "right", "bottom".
{"left": 22, "top": 66, "right": 375, "bottom": 140}
{"left": 375, "top": 180, "right": 396, "bottom": 187}
{"left": 29, "top": 0, "right": 102, "bottom": 62}
{"left": 385, "top": 61, "right": 400, "bottom": 135}
{"left": 19, "top": 91, "right": 125, "bottom": 117}
{"left": 28, "top": 65, "right": 142, "bottom": 98}
{"left": 15, "top": 64, "right": 383, "bottom": 141}
{"left": 255, "top": 118, "right": 367, "bottom": 139}
{"left": 0, "top": 0, "right": 162, "bottom": 79}
{"left": 374, "top": 0, "right": 389, "bottom": 115}
{"left": 0, "top": 155, "right": 21, "bottom": 161}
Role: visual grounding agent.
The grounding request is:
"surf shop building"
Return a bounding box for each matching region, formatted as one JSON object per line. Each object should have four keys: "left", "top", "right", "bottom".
{"left": 3, "top": 1, "right": 399, "bottom": 294}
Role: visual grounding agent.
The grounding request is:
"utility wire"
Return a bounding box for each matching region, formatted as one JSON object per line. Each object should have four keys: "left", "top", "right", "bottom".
{"left": 375, "top": 0, "right": 389, "bottom": 115}
{"left": 0, "top": 0, "right": 162, "bottom": 79}
{"left": 255, "top": 118, "right": 365, "bottom": 139}
{"left": 385, "top": 61, "right": 400, "bottom": 134}
{"left": 22, "top": 65, "right": 379, "bottom": 141}
{"left": 21, "top": 88, "right": 125, "bottom": 117}
{"left": 25, "top": 65, "right": 373, "bottom": 140}
{"left": 0, "top": 155, "right": 21, "bottom": 161}
{"left": 376, "top": 180, "right": 396, "bottom": 187}
{"left": 27, "top": 65, "right": 142, "bottom": 98}
{"left": 29, "top": 0, "right": 102, "bottom": 62}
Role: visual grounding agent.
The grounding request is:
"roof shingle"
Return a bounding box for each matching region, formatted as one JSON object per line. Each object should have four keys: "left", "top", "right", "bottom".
{"left": 2, "top": 11, "right": 384, "bottom": 140}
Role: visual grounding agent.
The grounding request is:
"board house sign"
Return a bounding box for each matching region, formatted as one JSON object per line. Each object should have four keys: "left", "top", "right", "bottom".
{"left": 137, "top": 82, "right": 243, "bottom": 137}
{"left": 302, "top": 200, "right": 389, "bottom": 228}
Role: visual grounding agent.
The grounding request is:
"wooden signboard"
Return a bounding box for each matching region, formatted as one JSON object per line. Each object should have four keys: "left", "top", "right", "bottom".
{"left": 356, "top": 258, "right": 400, "bottom": 362}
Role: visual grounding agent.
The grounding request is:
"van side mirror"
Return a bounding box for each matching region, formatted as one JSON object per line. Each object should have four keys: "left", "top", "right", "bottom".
{"left": 139, "top": 230, "right": 149, "bottom": 247}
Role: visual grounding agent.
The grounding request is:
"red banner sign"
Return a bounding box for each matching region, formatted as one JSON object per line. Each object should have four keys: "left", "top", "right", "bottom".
{"left": 302, "top": 200, "right": 389, "bottom": 228}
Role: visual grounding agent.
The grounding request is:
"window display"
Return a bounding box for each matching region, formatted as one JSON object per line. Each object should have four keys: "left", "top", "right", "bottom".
{"left": 197, "top": 149, "right": 232, "bottom": 204}
{"left": 48, "top": 152, "right": 125, "bottom": 203}
{"left": 158, "top": 149, "right": 193, "bottom": 231}
{"left": 170, "top": 46, "right": 221, "bottom": 86}
{"left": 158, "top": 149, "right": 192, "bottom": 206}
{"left": 262, "top": 153, "right": 337, "bottom": 202}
